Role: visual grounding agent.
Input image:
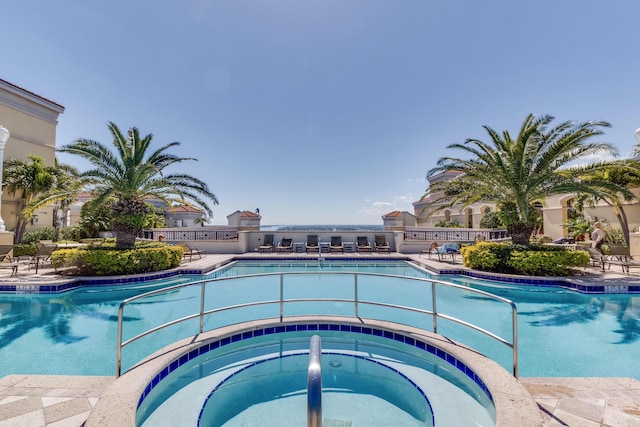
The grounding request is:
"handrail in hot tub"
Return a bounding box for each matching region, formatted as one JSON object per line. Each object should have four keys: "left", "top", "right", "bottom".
{"left": 116, "top": 272, "right": 518, "bottom": 377}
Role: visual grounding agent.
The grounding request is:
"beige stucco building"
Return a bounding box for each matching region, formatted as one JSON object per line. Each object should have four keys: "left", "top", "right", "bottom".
{"left": 413, "top": 170, "right": 640, "bottom": 256}
{"left": 0, "top": 78, "right": 64, "bottom": 242}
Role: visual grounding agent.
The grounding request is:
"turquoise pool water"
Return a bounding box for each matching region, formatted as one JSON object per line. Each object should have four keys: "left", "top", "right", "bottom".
{"left": 0, "top": 260, "right": 638, "bottom": 378}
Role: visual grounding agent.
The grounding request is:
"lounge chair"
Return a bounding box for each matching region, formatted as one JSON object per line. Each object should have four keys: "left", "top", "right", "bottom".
{"left": 28, "top": 243, "right": 58, "bottom": 273}
{"left": 374, "top": 235, "right": 390, "bottom": 253}
{"left": 306, "top": 235, "right": 319, "bottom": 253}
{"left": 259, "top": 234, "right": 275, "bottom": 253}
{"left": 585, "top": 247, "right": 605, "bottom": 270}
{"left": 330, "top": 236, "right": 344, "bottom": 253}
{"left": 277, "top": 238, "right": 293, "bottom": 253}
{"left": 0, "top": 245, "right": 18, "bottom": 276}
{"left": 356, "top": 236, "right": 372, "bottom": 253}
{"left": 0, "top": 244, "right": 14, "bottom": 262}
{"left": 177, "top": 243, "right": 204, "bottom": 262}
{"left": 602, "top": 244, "right": 640, "bottom": 274}
{"left": 608, "top": 243, "right": 630, "bottom": 261}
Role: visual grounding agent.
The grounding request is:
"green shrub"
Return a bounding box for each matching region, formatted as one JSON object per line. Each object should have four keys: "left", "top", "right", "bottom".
{"left": 21, "top": 226, "right": 59, "bottom": 244}
{"left": 51, "top": 245, "right": 184, "bottom": 276}
{"left": 479, "top": 211, "right": 503, "bottom": 229}
{"left": 461, "top": 242, "right": 588, "bottom": 276}
{"left": 507, "top": 250, "right": 589, "bottom": 276}
{"left": 13, "top": 243, "right": 36, "bottom": 257}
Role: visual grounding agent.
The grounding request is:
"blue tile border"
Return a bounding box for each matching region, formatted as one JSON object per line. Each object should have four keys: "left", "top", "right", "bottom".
{"left": 136, "top": 322, "right": 494, "bottom": 411}
{"left": 2, "top": 256, "right": 632, "bottom": 294}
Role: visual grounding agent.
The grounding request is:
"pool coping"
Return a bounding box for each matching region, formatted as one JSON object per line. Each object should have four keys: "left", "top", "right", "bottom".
{"left": 85, "top": 316, "right": 544, "bottom": 427}
{"left": 0, "top": 252, "right": 637, "bottom": 294}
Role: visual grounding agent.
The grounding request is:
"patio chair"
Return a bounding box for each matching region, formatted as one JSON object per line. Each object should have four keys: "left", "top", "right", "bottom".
{"left": 177, "top": 243, "right": 204, "bottom": 262}
{"left": 421, "top": 242, "right": 439, "bottom": 259}
{"left": 435, "top": 243, "right": 460, "bottom": 262}
{"left": 330, "top": 236, "right": 344, "bottom": 253}
{"left": 374, "top": 235, "right": 390, "bottom": 253}
{"left": 356, "top": 236, "right": 372, "bottom": 253}
{"left": 28, "top": 243, "right": 58, "bottom": 273}
{"left": 306, "top": 235, "right": 319, "bottom": 253}
{"left": 277, "top": 238, "right": 293, "bottom": 253}
{"left": 259, "top": 234, "right": 275, "bottom": 253}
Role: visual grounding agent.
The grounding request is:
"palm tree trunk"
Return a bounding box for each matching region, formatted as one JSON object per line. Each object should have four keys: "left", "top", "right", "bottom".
{"left": 113, "top": 223, "right": 138, "bottom": 249}
{"left": 14, "top": 218, "right": 27, "bottom": 244}
{"left": 507, "top": 223, "right": 535, "bottom": 245}
{"left": 614, "top": 204, "right": 630, "bottom": 247}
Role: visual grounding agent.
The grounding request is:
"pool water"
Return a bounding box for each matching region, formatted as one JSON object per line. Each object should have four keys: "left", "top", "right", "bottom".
{"left": 137, "top": 333, "right": 495, "bottom": 427}
{"left": 0, "top": 260, "right": 639, "bottom": 379}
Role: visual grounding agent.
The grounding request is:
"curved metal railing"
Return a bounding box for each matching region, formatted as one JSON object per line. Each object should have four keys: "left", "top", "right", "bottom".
{"left": 116, "top": 272, "right": 518, "bottom": 377}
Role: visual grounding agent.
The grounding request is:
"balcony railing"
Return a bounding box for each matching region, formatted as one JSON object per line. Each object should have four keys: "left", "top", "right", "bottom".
{"left": 403, "top": 227, "right": 508, "bottom": 242}
{"left": 142, "top": 229, "right": 238, "bottom": 241}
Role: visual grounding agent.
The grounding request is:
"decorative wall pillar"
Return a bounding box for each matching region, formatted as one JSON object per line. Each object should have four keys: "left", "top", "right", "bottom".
{"left": 0, "top": 125, "right": 9, "bottom": 231}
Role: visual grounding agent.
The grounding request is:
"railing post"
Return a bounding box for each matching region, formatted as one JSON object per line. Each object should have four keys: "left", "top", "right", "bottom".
{"left": 116, "top": 304, "right": 124, "bottom": 377}
{"left": 432, "top": 281, "right": 438, "bottom": 334}
{"left": 200, "top": 283, "right": 206, "bottom": 333}
{"left": 512, "top": 304, "right": 519, "bottom": 378}
{"left": 308, "top": 335, "right": 322, "bottom": 427}
{"left": 354, "top": 274, "right": 359, "bottom": 318}
{"left": 280, "top": 273, "right": 284, "bottom": 322}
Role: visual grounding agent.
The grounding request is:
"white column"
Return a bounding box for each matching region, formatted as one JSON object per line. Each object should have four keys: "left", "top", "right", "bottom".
{"left": 0, "top": 126, "right": 9, "bottom": 231}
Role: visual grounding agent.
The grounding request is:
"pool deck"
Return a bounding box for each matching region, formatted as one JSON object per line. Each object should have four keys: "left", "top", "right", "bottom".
{"left": 1, "top": 252, "right": 640, "bottom": 426}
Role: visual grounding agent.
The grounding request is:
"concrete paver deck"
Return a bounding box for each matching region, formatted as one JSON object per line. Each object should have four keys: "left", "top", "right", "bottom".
{"left": 1, "top": 252, "right": 639, "bottom": 425}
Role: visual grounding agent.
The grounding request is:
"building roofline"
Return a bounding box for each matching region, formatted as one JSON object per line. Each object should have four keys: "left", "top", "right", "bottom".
{"left": 0, "top": 78, "right": 65, "bottom": 112}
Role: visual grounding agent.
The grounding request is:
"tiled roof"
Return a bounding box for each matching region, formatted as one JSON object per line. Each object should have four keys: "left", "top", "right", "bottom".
{"left": 383, "top": 210, "right": 404, "bottom": 217}
{"left": 171, "top": 205, "right": 203, "bottom": 213}
{"left": 240, "top": 210, "right": 259, "bottom": 218}
{"left": 0, "top": 78, "right": 65, "bottom": 109}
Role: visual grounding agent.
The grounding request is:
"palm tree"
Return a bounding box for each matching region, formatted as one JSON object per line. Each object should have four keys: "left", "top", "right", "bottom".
{"left": 2, "top": 155, "right": 77, "bottom": 243}
{"left": 574, "top": 162, "right": 640, "bottom": 246}
{"left": 58, "top": 122, "right": 218, "bottom": 248}
{"left": 423, "top": 114, "right": 635, "bottom": 245}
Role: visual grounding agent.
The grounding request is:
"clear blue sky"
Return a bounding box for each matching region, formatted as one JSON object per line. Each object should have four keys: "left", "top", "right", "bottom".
{"left": 3, "top": 1, "right": 640, "bottom": 225}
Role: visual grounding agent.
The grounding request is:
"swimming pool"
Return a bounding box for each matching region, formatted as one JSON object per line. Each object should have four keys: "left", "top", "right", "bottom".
{"left": 0, "top": 260, "right": 639, "bottom": 379}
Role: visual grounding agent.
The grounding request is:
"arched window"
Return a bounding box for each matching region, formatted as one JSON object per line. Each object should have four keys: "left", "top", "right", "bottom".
{"left": 465, "top": 208, "right": 473, "bottom": 228}
{"left": 444, "top": 210, "right": 451, "bottom": 222}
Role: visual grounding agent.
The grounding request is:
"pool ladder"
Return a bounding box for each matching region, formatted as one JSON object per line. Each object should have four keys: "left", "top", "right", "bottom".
{"left": 318, "top": 241, "right": 324, "bottom": 268}
{"left": 308, "top": 335, "right": 322, "bottom": 427}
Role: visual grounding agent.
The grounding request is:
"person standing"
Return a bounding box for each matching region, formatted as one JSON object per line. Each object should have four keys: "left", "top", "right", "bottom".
{"left": 591, "top": 222, "right": 605, "bottom": 253}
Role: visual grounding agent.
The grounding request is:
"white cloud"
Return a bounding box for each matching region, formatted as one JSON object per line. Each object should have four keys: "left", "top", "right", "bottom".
{"left": 356, "top": 193, "right": 418, "bottom": 219}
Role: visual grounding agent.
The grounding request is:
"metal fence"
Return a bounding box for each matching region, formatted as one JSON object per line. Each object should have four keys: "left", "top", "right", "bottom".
{"left": 142, "top": 229, "right": 238, "bottom": 241}
{"left": 403, "top": 227, "right": 509, "bottom": 242}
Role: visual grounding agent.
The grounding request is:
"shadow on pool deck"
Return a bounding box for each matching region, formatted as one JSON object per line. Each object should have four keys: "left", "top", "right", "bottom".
{"left": 1, "top": 252, "right": 639, "bottom": 426}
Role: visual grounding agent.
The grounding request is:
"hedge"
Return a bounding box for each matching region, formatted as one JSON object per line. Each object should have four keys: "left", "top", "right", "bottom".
{"left": 51, "top": 245, "right": 184, "bottom": 276}
{"left": 461, "top": 242, "right": 589, "bottom": 276}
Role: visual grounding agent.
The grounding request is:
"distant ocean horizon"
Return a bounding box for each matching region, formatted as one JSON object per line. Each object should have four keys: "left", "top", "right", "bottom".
{"left": 260, "top": 224, "right": 384, "bottom": 231}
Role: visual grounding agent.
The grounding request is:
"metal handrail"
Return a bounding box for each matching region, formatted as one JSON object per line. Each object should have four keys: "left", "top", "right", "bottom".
{"left": 307, "top": 335, "right": 322, "bottom": 427}
{"left": 116, "top": 271, "right": 518, "bottom": 377}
